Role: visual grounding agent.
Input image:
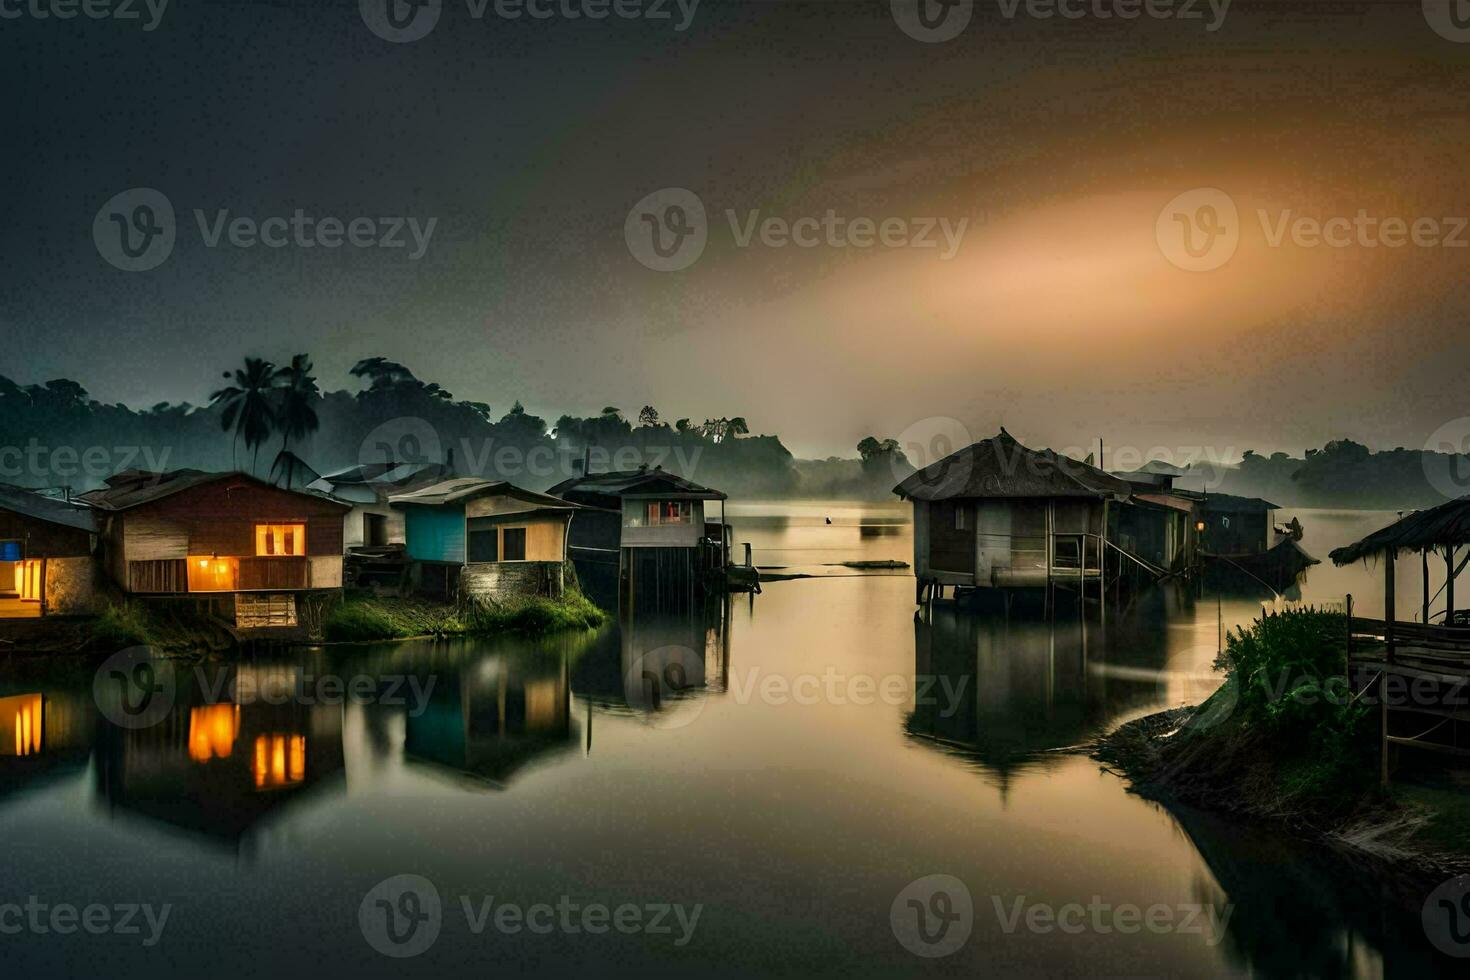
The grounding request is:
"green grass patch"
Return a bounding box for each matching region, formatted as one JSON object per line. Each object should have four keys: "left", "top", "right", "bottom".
{"left": 323, "top": 591, "right": 604, "bottom": 643}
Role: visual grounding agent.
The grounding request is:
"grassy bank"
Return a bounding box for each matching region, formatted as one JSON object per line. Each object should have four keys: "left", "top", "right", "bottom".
{"left": 322, "top": 591, "right": 605, "bottom": 643}
{"left": 1093, "top": 608, "right": 1470, "bottom": 881}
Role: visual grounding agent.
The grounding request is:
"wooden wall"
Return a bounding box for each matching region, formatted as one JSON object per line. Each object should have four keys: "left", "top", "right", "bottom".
{"left": 0, "top": 509, "right": 93, "bottom": 559}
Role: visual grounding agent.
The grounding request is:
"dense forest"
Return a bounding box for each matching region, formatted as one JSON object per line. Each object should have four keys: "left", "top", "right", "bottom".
{"left": 0, "top": 358, "right": 915, "bottom": 499}
{"left": 1, "top": 361, "right": 1462, "bottom": 507}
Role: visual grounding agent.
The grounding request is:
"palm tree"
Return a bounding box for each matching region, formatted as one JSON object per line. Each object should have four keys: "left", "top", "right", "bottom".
{"left": 271, "top": 354, "right": 320, "bottom": 487}
{"left": 210, "top": 357, "right": 277, "bottom": 475}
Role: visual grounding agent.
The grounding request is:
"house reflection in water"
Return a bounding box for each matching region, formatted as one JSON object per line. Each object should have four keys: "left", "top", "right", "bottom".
{"left": 571, "top": 599, "right": 729, "bottom": 739}
{"left": 94, "top": 663, "right": 344, "bottom": 849}
{"left": 907, "top": 602, "right": 1172, "bottom": 796}
{"left": 403, "top": 639, "right": 580, "bottom": 788}
{"left": 0, "top": 689, "right": 96, "bottom": 798}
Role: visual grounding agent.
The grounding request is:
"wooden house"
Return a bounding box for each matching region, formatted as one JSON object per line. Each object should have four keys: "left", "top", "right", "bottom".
{"left": 307, "top": 460, "right": 455, "bottom": 551}
{"left": 545, "top": 466, "right": 729, "bottom": 610}
{"left": 78, "top": 470, "right": 348, "bottom": 631}
{"left": 389, "top": 478, "right": 580, "bottom": 601}
{"left": 892, "top": 430, "right": 1161, "bottom": 601}
{"left": 0, "top": 485, "right": 99, "bottom": 619}
{"left": 1197, "top": 493, "right": 1279, "bottom": 556}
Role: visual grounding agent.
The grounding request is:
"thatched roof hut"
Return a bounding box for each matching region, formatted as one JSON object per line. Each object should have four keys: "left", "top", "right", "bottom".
{"left": 892, "top": 428, "right": 1133, "bottom": 502}
{"left": 1329, "top": 496, "right": 1470, "bottom": 565}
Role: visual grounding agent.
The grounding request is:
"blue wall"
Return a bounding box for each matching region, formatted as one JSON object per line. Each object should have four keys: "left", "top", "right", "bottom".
{"left": 403, "top": 505, "right": 466, "bottom": 563}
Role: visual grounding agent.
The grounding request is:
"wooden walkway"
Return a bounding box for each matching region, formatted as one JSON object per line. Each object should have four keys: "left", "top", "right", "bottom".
{"left": 1347, "top": 615, "right": 1470, "bottom": 776}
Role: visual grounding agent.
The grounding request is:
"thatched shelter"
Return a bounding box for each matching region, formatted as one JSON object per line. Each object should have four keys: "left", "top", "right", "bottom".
{"left": 1330, "top": 494, "right": 1469, "bottom": 633}
{"left": 1330, "top": 495, "right": 1470, "bottom": 565}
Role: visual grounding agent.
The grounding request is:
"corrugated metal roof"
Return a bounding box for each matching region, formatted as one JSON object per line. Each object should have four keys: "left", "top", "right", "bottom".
{"left": 78, "top": 470, "right": 349, "bottom": 511}
{"left": 1199, "top": 493, "right": 1281, "bottom": 513}
{"left": 389, "top": 478, "right": 580, "bottom": 511}
{"left": 891, "top": 429, "right": 1135, "bottom": 502}
{"left": 0, "top": 484, "right": 97, "bottom": 533}
{"left": 545, "top": 468, "right": 726, "bottom": 501}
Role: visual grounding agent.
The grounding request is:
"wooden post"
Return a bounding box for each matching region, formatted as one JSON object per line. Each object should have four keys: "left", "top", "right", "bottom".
{"left": 1448, "top": 545, "right": 1457, "bottom": 625}
{"left": 1423, "top": 549, "right": 1431, "bottom": 624}
{"left": 1344, "top": 593, "right": 1353, "bottom": 690}
{"left": 1384, "top": 551, "right": 1396, "bottom": 662}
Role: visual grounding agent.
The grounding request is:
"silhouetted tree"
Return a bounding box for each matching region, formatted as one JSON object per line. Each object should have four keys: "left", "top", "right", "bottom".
{"left": 271, "top": 354, "right": 320, "bottom": 487}
{"left": 211, "top": 357, "right": 277, "bottom": 474}
{"left": 638, "top": 405, "right": 660, "bottom": 427}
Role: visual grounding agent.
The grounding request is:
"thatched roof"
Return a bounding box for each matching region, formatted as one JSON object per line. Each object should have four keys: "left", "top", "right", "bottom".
{"left": 892, "top": 429, "right": 1133, "bottom": 502}
{"left": 1329, "top": 495, "right": 1470, "bottom": 565}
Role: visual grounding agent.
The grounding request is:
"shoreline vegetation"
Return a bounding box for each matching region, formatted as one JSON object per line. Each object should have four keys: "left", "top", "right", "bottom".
{"left": 0, "top": 590, "right": 607, "bottom": 657}
{"left": 1092, "top": 609, "right": 1470, "bottom": 896}
{"left": 4, "top": 362, "right": 1468, "bottom": 507}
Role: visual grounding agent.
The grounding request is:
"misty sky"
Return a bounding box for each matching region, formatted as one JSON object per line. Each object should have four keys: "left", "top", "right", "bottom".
{"left": 3, "top": 0, "right": 1467, "bottom": 460}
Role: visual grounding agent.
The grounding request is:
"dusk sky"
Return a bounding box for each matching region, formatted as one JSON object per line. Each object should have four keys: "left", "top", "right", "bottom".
{"left": 4, "top": 0, "right": 1468, "bottom": 459}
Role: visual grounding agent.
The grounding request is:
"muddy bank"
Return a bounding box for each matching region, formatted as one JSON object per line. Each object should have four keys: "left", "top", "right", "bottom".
{"left": 1092, "top": 706, "right": 1470, "bottom": 902}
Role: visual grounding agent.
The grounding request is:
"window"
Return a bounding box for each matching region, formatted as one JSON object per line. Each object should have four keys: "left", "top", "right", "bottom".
{"left": 256, "top": 524, "right": 306, "bottom": 556}
{"left": 644, "top": 501, "right": 693, "bottom": 525}
{"left": 954, "top": 507, "right": 967, "bottom": 531}
{"left": 188, "top": 556, "right": 240, "bottom": 592}
{"left": 468, "top": 529, "right": 499, "bottom": 563}
{"left": 0, "top": 540, "right": 20, "bottom": 562}
{"left": 502, "top": 527, "right": 527, "bottom": 561}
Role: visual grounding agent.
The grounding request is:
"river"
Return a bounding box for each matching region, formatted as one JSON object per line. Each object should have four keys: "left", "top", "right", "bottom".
{"left": 0, "top": 503, "right": 1461, "bottom": 976}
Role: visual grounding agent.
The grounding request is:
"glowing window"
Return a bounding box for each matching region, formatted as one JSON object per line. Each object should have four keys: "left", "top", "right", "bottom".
{"left": 188, "top": 556, "right": 240, "bottom": 592}
{"left": 643, "top": 501, "right": 693, "bottom": 526}
{"left": 0, "top": 694, "right": 42, "bottom": 757}
{"left": 255, "top": 524, "right": 306, "bottom": 557}
{"left": 253, "top": 734, "right": 307, "bottom": 789}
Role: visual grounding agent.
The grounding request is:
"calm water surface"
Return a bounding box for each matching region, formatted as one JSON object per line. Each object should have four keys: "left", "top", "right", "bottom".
{"left": 0, "top": 503, "right": 1461, "bottom": 977}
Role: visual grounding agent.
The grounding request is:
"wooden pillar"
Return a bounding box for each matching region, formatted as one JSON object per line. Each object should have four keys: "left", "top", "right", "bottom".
{"left": 1423, "top": 550, "right": 1431, "bottom": 624}
{"left": 1384, "top": 550, "right": 1395, "bottom": 662}
{"left": 1448, "top": 545, "right": 1457, "bottom": 624}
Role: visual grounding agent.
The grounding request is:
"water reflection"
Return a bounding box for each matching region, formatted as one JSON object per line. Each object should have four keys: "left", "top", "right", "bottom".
{"left": 907, "top": 589, "right": 1186, "bottom": 789}
{"left": 0, "top": 688, "right": 96, "bottom": 799}
{"left": 93, "top": 663, "right": 345, "bottom": 849}
{"left": 401, "top": 639, "right": 579, "bottom": 788}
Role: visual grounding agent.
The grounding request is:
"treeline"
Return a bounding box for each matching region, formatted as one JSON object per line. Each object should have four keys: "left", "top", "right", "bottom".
{"left": 0, "top": 359, "right": 912, "bottom": 500}
{"left": 1202, "top": 439, "right": 1469, "bottom": 509}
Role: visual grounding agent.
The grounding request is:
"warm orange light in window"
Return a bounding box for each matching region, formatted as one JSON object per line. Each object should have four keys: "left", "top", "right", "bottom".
{"left": 252, "top": 733, "right": 307, "bottom": 789}
{"left": 187, "top": 556, "right": 239, "bottom": 592}
{"left": 188, "top": 704, "right": 240, "bottom": 762}
{"left": 255, "top": 524, "right": 306, "bottom": 557}
{"left": 0, "top": 694, "right": 42, "bottom": 757}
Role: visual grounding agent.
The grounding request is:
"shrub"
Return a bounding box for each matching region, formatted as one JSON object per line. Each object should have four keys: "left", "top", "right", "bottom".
{"left": 323, "top": 601, "right": 400, "bottom": 642}
{"left": 90, "top": 603, "right": 153, "bottom": 649}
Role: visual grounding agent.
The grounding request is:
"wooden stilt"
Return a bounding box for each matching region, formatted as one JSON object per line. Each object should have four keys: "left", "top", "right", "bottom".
{"left": 1423, "top": 550, "right": 1431, "bottom": 624}
{"left": 1383, "top": 553, "right": 1396, "bottom": 786}
{"left": 1448, "top": 545, "right": 1457, "bottom": 624}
